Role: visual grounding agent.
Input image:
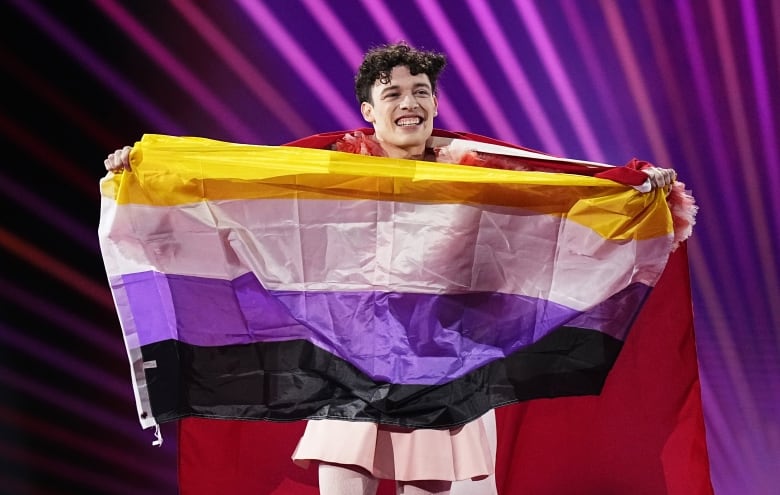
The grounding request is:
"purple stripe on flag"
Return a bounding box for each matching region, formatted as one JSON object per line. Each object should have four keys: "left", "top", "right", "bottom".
{"left": 119, "top": 271, "right": 649, "bottom": 383}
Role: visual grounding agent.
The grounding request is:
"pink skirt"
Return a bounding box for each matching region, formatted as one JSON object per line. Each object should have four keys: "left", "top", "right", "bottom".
{"left": 291, "top": 413, "right": 495, "bottom": 482}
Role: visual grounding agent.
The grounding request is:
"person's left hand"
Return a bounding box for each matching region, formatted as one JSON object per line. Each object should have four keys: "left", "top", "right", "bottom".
{"left": 642, "top": 166, "right": 677, "bottom": 189}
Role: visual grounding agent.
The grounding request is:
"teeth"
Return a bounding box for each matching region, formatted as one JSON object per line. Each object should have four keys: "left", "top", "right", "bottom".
{"left": 396, "top": 117, "right": 421, "bottom": 126}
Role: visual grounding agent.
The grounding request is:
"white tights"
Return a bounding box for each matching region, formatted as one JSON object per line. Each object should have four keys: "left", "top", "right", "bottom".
{"left": 318, "top": 463, "right": 452, "bottom": 495}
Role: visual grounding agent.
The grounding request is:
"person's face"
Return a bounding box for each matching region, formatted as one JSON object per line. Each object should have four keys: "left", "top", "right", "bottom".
{"left": 361, "top": 65, "right": 438, "bottom": 159}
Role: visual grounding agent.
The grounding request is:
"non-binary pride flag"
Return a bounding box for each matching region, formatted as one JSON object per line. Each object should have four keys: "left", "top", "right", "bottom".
{"left": 99, "top": 133, "right": 677, "bottom": 432}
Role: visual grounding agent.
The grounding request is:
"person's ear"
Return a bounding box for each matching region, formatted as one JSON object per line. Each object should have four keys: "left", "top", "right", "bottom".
{"left": 361, "top": 101, "right": 375, "bottom": 123}
{"left": 433, "top": 95, "right": 438, "bottom": 117}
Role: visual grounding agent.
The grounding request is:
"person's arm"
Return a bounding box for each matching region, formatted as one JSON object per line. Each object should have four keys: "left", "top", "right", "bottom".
{"left": 433, "top": 136, "right": 675, "bottom": 191}
{"left": 104, "top": 145, "right": 133, "bottom": 172}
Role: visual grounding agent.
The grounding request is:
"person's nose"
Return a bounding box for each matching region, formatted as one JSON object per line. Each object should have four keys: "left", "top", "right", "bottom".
{"left": 399, "top": 94, "right": 419, "bottom": 110}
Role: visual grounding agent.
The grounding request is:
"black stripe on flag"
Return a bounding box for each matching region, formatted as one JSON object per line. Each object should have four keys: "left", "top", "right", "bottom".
{"left": 140, "top": 326, "right": 622, "bottom": 428}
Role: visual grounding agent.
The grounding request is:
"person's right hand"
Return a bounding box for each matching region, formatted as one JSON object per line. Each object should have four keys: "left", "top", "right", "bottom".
{"left": 104, "top": 145, "right": 133, "bottom": 173}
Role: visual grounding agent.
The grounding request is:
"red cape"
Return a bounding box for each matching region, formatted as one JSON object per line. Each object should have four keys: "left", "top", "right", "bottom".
{"left": 177, "top": 131, "right": 713, "bottom": 494}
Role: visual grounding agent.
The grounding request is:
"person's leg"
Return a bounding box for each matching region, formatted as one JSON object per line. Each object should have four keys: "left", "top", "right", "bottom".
{"left": 318, "top": 463, "right": 380, "bottom": 495}
{"left": 396, "top": 480, "right": 452, "bottom": 495}
{"left": 448, "top": 474, "right": 496, "bottom": 495}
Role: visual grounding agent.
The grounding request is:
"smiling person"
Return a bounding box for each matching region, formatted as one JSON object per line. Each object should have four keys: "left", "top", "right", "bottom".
{"left": 103, "top": 42, "right": 680, "bottom": 495}
{"left": 289, "top": 43, "right": 497, "bottom": 495}
{"left": 358, "top": 65, "right": 438, "bottom": 159}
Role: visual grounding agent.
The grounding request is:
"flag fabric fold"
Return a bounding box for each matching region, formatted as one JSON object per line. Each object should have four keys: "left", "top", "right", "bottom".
{"left": 99, "top": 134, "right": 677, "bottom": 430}
{"left": 177, "top": 246, "right": 714, "bottom": 495}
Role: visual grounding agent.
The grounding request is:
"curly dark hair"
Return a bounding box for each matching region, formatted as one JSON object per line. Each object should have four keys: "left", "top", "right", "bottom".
{"left": 354, "top": 41, "right": 447, "bottom": 104}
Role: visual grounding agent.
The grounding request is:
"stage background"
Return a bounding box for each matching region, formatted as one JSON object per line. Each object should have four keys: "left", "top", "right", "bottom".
{"left": 1, "top": 1, "right": 777, "bottom": 494}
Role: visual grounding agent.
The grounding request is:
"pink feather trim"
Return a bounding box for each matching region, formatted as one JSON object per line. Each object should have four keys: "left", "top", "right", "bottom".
{"left": 667, "top": 182, "right": 698, "bottom": 250}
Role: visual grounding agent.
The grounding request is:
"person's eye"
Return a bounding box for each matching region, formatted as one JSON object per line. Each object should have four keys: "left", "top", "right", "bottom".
{"left": 415, "top": 89, "right": 431, "bottom": 96}
{"left": 384, "top": 92, "right": 399, "bottom": 99}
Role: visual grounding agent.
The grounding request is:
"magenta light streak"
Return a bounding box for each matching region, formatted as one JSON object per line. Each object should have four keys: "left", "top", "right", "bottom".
{"left": 640, "top": 0, "right": 733, "bottom": 338}
{"left": 299, "top": 0, "right": 478, "bottom": 136}
{"left": 686, "top": 243, "right": 740, "bottom": 363}
{"left": 355, "top": 0, "right": 405, "bottom": 50}
{"left": 688, "top": 240, "right": 767, "bottom": 494}
{"left": 675, "top": 4, "right": 773, "bottom": 490}
{"left": 415, "top": 0, "right": 521, "bottom": 145}
{"left": 7, "top": 0, "right": 184, "bottom": 136}
{"left": 0, "top": 279, "right": 123, "bottom": 359}
{"left": 599, "top": 1, "right": 671, "bottom": 167}
{"left": 0, "top": 442, "right": 150, "bottom": 495}
{"left": 559, "top": 2, "right": 634, "bottom": 160}
{"left": 169, "top": 0, "right": 314, "bottom": 138}
{"left": 0, "top": 477, "right": 60, "bottom": 495}
{"left": 0, "top": 173, "right": 98, "bottom": 252}
{"left": 355, "top": 0, "right": 405, "bottom": 57}
{"left": 739, "top": 0, "right": 780, "bottom": 247}
{"left": 93, "top": 0, "right": 257, "bottom": 142}
{"left": 0, "top": 405, "right": 175, "bottom": 487}
{"left": 675, "top": 0, "right": 761, "bottom": 346}
{"left": 357, "top": 0, "right": 468, "bottom": 132}
{"left": 638, "top": 0, "right": 704, "bottom": 172}
{"left": 674, "top": 0, "right": 758, "bottom": 304}
{"left": 0, "top": 115, "right": 96, "bottom": 195}
{"left": 688, "top": 244, "right": 749, "bottom": 376}
{"left": 0, "top": 405, "right": 176, "bottom": 493}
{"left": 697, "top": 369, "right": 759, "bottom": 493}
{"left": 513, "top": 0, "right": 605, "bottom": 162}
{"left": 236, "top": 0, "right": 359, "bottom": 130}
{"left": 686, "top": 243, "right": 751, "bottom": 408}
{"left": 673, "top": 0, "right": 744, "bottom": 211}
{"left": 0, "top": 228, "right": 113, "bottom": 310}
{"left": 709, "top": 0, "right": 780, "bottom": 334}
{"left": 0, "top": 324, "right": 128, "bottom": 400}
{"left": 300, "top": 0, "right": 365, "bottom": 67}
{"left": 464, "top": 0, "right": 565, "bottom": 155}
{"left": 0, "top": 46, "right": 121, "bottom": 150}
{"left": 774, "top": 2, "right": 780, "bottom": 97}
{"left": 0, "top": 365, "right": 146, "bottom": 444}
